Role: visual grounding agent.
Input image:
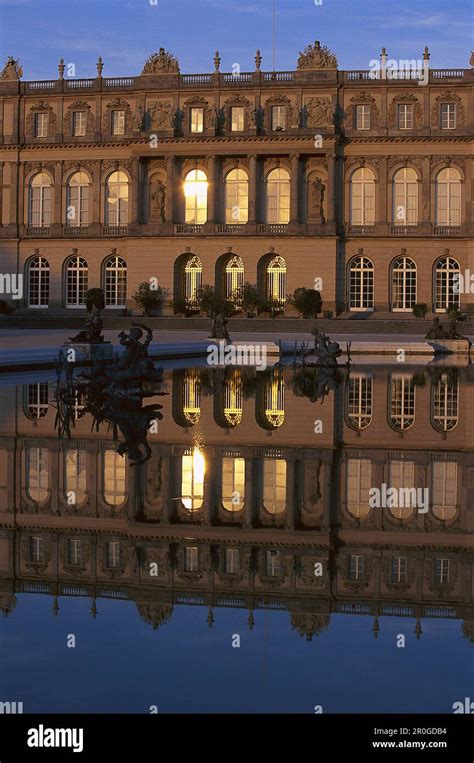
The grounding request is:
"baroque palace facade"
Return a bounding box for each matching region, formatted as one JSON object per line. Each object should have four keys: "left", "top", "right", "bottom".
{"left": 0, "top": 42, "right": 472, "bottom": 315}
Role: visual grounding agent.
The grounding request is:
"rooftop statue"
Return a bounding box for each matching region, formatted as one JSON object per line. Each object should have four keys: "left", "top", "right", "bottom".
{"left": 1, "top": 56, "right": 23, "bottom": 80}
{"left": 142, "top": 48, "right": 180, "bottom": 75}
{"left": 297, "top": 40, "right": 337, "bottom": 70}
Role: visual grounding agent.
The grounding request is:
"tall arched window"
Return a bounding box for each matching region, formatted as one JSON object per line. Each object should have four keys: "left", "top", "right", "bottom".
{"left": 225, "top": 255, "right": 245, "bottom": 305}
{"left": 348, "top": 256, "right": 374, "bottom": 310}
{"left": 266, "top": 168, "right": 290, "bottom": 224}
{"left": 28, "top": 172, "right": 52, "bottom": 227}
{"left": 224, "top": 370, "right": 243, "bottom": 427}
{"left": 431, "top": 373, "right": 458, "bottom": 432}
{"left": 349, "top": 168, "right": 375, "bottom": 226}
{"left": 65, "top": 449, "right": 87, "bottom": 506}
{"left": 184, "top": 169, "right": 208, "bottom": 224}
{"left": 434, "top": 256, "right": 460, "bottom": 312}
{"left": 26, "top": 447, "right": 49, "bottom": 503}
{"left": 222, "top": 457, "right": 245, "bottom": 511}
{"left": 182, "top": 369, "right": 201, "bottom": 425}
{"left": 346, "top": 458, "right": 372, "bottom": 518}
{"left": 66, "top": 171, "right": 90, "bottom": 227}
{"left": 346, "top": 374, "right": 373, "bottom": 430}
{"left": 225, "top": 168, "right": 248, "bottom": 224}
{"left": 431, "top": 460, "right": 457, "bottom": 520}
{"left": 28, "top": 256, "right": 50, "bottom": 307}
{"left": 183, "top": 255, "right": 202, "bottom": 308}
{"left": 181, "top": 448, "right": 205, "bottom": 511}
{"left": 264, "top": 372, "right": 285, "bottom": 429}
{"left": 24, "top": 382, "right": 49, "bottom": 419}
{"left": 106, "top": 171, "right": 129, "bottom": 225}
{"left": 263, "top": 459, "right": 287, "bottom": 514}
{"left": 393, "top": 167, "right": 418, "bottom": 225}
{"left": 266, "top": 255, "right": 286, "bottom": 308}
{"left": 391, "top": 256, "right": 416, "bottom": 311}
{"left": 104, "top": 255, "right": 127, "bottom": 307}
{"left": 389, "top": 375, "right": 415, "bottom": 431}
{"left": 388, "top": 459, "right": 415, "bottom": 519}
{"left": 66, "top": 256, "right": 88, "bottom": 307}
{"left": 103, "top": 449, "right": 126, "bottom": 506}
{"left": 436, "top": 168, "right": 461, "bottom": 226}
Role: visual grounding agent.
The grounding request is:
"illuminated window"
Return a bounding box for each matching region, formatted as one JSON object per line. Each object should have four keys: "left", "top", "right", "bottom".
{"left": 398, "top": 104, "right": 413, "bottom": 130}
{"left": 34, "top": 112, "right": 48, "bottom": 137}
{"left": 182, "top": 369, "right": 201, "bottom": 425}
{"left": 355, "top": 104, "right": 370, "bottom": 130}
{"left": 190, "top": 107, "right": 204, "bottom": 133}
{"left": 266, "top": 168, "right": 290, "bottom": 224}
{"left": 264, "top": 374, "right": 285, "bottom": 428}
{"left": 103, "top": 450, "right": 125, "bottom": 506}
{"left": 29, "top": 172, "right": 51, "bottom": 227}
{"left": 67, "top": 171, "right": 90, "bottom": 227}
{"left": 66, "top": 256, "right": 88, "bottom": 307}
{"left": 393, "top": 168, "right": 418, "bottom": 225}
{"left": 184, "top": 169, "right": 208, "bottom": 224}
{"left": 181, "top": 449, "right": 205, "bottom": 511}
{"left": 225, "top": 169, "right": 248, "bottom": 224}
{"left": 391, "top": 257, "right": 417, "bottom": 311}
{"left": 436, "top": 168, "right": 461, "bottom": 226}
{"left": 440, "top": 103, "right": 456, "bottom": 129}
{"left": 225, "top": 255, "right": 245, "bottom": 304}
{"left": 26, "top": 447, "right": 49, "bottom": 503}
{"left": 183, "top": 255, "right": 202, "bottom": 308}
{"left": 72, "top": 111, "right": 86, "bottom": 136}
{"left": 224, "top": 370, "right": 243, "bottom": 427}
{"left": 349, "top": 168, "right": 375, "bottom": 226}
{"left": 271, "top": 105, "right": 286, "bottom": 131}
{"left": 388, "top": 459, "right": 415, "bottom": 519}
{"left": 263, "top": 459, "right": 286, "bottom": 514}
{"left": 346, "top": 458, "right": 372, "bottom": 518}
{"left": 111, "top": 110, "right": 125, "bottom": 135}
{"left": 65, "top": 449, "right": 87, "bottom": 506}
{"left": 266, "top": 255, "right": 286, "bottom": 307}
{"left": 28, "top": 256, "right": 50, "bottom": 307}
{"left": 389, "top": 376, "right": 415, "bottom": 430}
{"left": 432, "top": 461, "right": 457, "bottom": 520}
{"left": 431, "top": 374, "right": 458, "bottom": 431}
{"left": 231, "top": 107, "right": 244, "bottom": 132}
{"left": 222, "top": 457, "right": 245, "bottom": 511}
{"left": 348, "top": 256, "right": 374, "bottom": 310}
{"left": 104, "top": 255, "right": 127, "bottom": 308}
{"left": 106, "top": 171, "right": 128, "bottom": 225}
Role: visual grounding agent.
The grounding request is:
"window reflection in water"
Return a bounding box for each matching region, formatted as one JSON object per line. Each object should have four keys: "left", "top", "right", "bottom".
{"left": 346, "top": 374, "right": 372, "bottom": 430}
{"left": 263, "top": 458, "right": 286, "bottom": 514}
{"left": 103, "top": 450, "right": 126, "bottom": 506}
{"left": 222, "top": 457, "right": 245, "bottom": 511}
{"left": 431, "top": 373, "right": 458, "bottom": 432}
{"left": 181, "top": 448, "right": 205, "bottom": 511}
{"left": 26, "top": 447, "right": 49, "bottom": 503}
{"left": 389, "top": 375, "right": 415, "bottom": 431}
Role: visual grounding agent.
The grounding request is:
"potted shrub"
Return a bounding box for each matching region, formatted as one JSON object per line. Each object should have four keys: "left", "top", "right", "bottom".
{"left": 447, "top": 304, "right": 461, "bottom": 320}
{"left": 234, "top": 282, "right": 260, "bottom": 317}
{"left": 133, "top": 282, "right": 168, "bottom": 316}
{"left": 288, "top": 287, "right": 322, "bottom": 318}
{"left": 85, "top": 288, "right": 105, "bottom": 313}
{"left": 413, "top": 303, "right": 428, "bottom": 319}
{"left": 196, "top": 284, "right": 233, "bottom": 318}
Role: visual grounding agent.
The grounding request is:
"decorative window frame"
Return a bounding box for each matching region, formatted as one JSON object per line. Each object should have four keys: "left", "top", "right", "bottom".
{"left": 387, "top": 93, "right": 423, "bottom": 130}
{"left": 101, "top": 98, "right": 132, "bottom": 138}
{"left": 25, "top": 101, "right": 57, "bottom": 141}
{"left": 63, "top": 100, "right": 95, "bottom": 139}
{"left": 345, "top": 92, "right": 381, "bottom": 130}
{"left": 430, "top": 92, "right": 465, "bottom": 129}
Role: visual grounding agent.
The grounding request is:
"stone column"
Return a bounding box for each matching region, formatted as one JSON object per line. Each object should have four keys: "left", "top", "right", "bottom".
{"left": 289, "top": 153, "right": 300, "bottom": 229}
{"left": 247, "top": 154, "right": 257, "bottom": 231}
{"left": 15, "top": 162, "right": 23, "bottom": 232}
{"left": 90, "top": 160, "right": 101, "bottom": 235}
{"left": 326, "top": 154, "right": 335, "bottom": 226}
{"left": 378, "top": 157, "right": 388, "bottom": 233}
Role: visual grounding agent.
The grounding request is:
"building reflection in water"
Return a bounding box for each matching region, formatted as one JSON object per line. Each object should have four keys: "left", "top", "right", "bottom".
{"left": 0, "top": 363, "right": 472, "bottom": 642}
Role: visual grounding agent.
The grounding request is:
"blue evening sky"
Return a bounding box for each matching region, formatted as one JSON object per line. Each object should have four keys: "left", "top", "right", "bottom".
{"left": 0, "top": 0, "right": 472, "bottom": 80}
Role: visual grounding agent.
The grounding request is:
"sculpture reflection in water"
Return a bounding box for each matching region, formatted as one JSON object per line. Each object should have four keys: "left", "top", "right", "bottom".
{"left": 54, "top": 324, "right": 167, "bottom": 465}
{"left": 281, "top": 327, "right": 351, "bottom": 403}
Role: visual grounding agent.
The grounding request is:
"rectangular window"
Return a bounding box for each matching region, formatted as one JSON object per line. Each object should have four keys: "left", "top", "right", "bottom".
{"left": 349, "top": 554, "right": 365, "bottom": 581}
{"left": 67, "top": 539, "right": 82, "bottom": 566}
{"left": 34, "top": 113, "right": 48, "bottom": 138}
{"left": 398, "top": 104, "right": 413, "bottom": 130}
{"left": 111, "top": 110, "right": 125, "bottom": 135}
{"left": 391, "top": 556, "right": 407, "bottom": 583}
{"left": 30, "top": 536, "right": 45, "bottom": 563}
{"left": 434, "top": 558, "right": 449, "bottom": 584}
{"left": 106, "top": 541, "right": 120, "bottom": 569}
{"left": 225, "top": 548, "right": 240, "bottom": 574}
{"left": 440, "top": 103, "right": 456, "bottom": 129}
{"left": 72, "top": 111, "right": 86, "bottom": 137}
{"left": 190, "top": 107, "right": 204, "bottom": 133}
{"left": 265, "top": 550, "right": 281, "bottom": 577}
{"left": 271, "top": 105, "right": 286, "bottom": 131}
{"left": 355, "top": 104, "right": 370, "bottom": 130}
{"left": 231, "top": 107, "right": 245, "bottom": 132}
{"left": 185, "top": 546, "right": 199, "bottom": 572}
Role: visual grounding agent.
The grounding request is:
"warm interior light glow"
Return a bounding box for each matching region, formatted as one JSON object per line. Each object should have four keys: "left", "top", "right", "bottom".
{"left": 192, "top": 447, "right": 205, "bottom": 483}
{"left": 181, "top": 447, "right": 205, "bottom": 511}
{"left": 184, "top": 180, "right": 208, "bottom": 198}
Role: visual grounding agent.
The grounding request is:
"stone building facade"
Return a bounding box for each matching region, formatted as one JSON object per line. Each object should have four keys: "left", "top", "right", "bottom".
{"left": 0, "top": 43, "right": 472, "bottom": 316}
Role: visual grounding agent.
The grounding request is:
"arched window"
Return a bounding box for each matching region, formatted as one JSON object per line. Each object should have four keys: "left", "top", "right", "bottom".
{"left": 103, "top": 450, "right": 125, "bottom": 506}
{"left": 27, "top": 256, "right": 50, "bottom": 307}
{"left": 266, "top": 255, "right": 286, "bottom": 308}
{"left": 183, "top": 255, "right": 202, "bottom": 308}
{"left": 24, "top": 382, "right": 49, "bottom": 419}
{"left": 391, "top": 256, "right": 416, "bottom": 311}
{"left": 266, "top": 168, "right": 290, "bottom": 224}
{"left": 106, "top": 171, "right": 129, "bottom": 225}
{"left": 434, "top": 256, "right": 460, "bottom": 312}
{"left": 389, "top": 375, "right": 415, "bottom": 431}
{"left": 65, "top": 449, "right": 87, "bottom": 506}
{"left": 348, "top": 256, "right": 374, "bottom": 310}
{"left": 346, "top": 374, "right": 373, "bottom": 430}
{"left": 349, "top": 168, "right": 375, "bottom": 226}
{"left": 388, "top": 459, "right": 416, "bottom": 519}
{"left": 436, "top": 168, "right": 461, "bottom": 226}
{"left": 431, "top": 374, "right": 458, "bottom": 432}
{"left": 28, "top": 172, "right": 51, "bottom": 227}
{"left": 393, "top": 167, "right": 418, "bottom": 225}
{"left": 346, "top": 458, "right": 372, "bottom": 518}
{"left": 26, "top": 447, "right": 49, "bottom": 503}
{"left": 181, "top": 448, "right": 205, "bottom": 511}
{"left": 182, "top": 369, "right": 201, "bottom": 425}
{"left": 66, "top": 171, "right": 90, "bottom": 227}
{"left": 222, "top": 457, "right": 245, "bottom": 511}
{"left": 265, "top": 373, "right": 285, "bottom": 429}
{"left": 263, "top": 458, "right": 286, "bottom": 514}
{"left": 104, "top": 255, "right": 127, "bottom": 307}
{"left": 66, "top": 256, "right": 88, "bottom": 308}
{"left": 225, "top": 168, "right": 248, "bottom": 224}
{"left": 224, "top": 370, "right": 243, "bottom": 427}
{"left": 184, "top": 169, "right": 208, "bottom": 224}
{"left": 225, "top": 255, "right": 245, "bottom": 305}
{"left": 431, "top": 461, "right": 457, "bottom": 520}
